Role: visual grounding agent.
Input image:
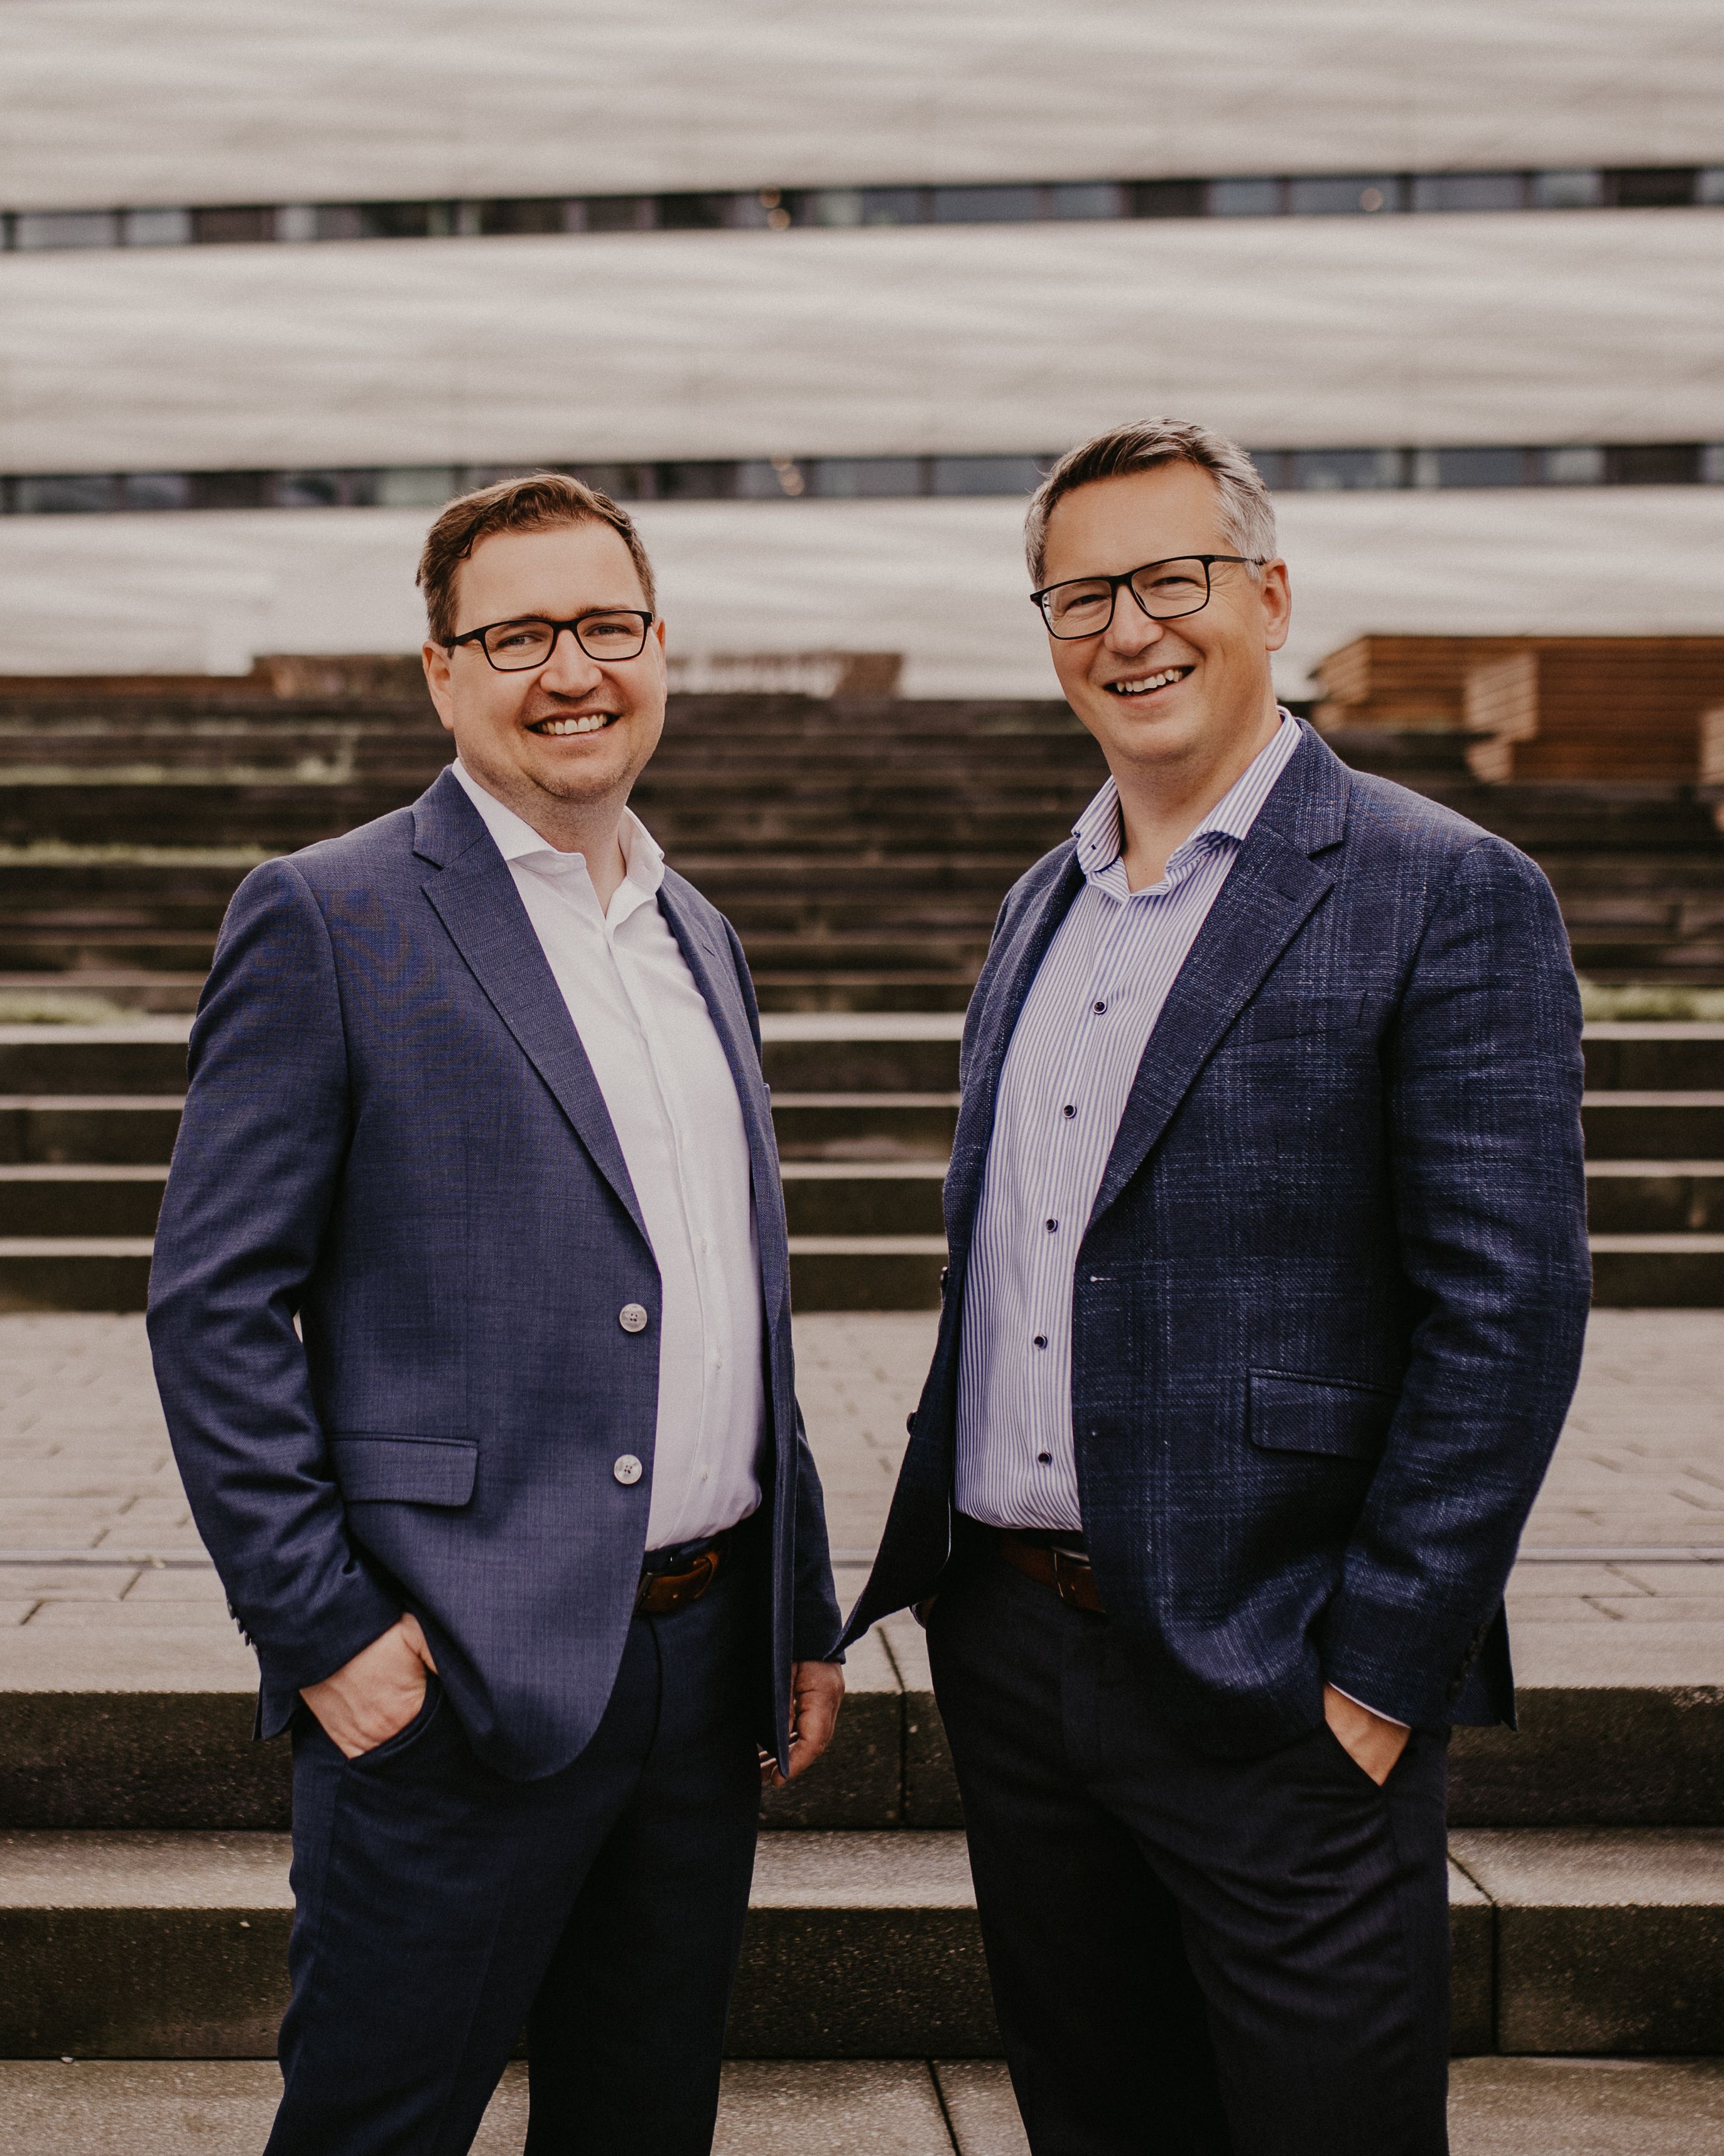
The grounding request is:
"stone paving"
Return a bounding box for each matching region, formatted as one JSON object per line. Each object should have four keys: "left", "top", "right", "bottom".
{"left": 0, "top": 1309, "right": 1720, "bottom": 1631}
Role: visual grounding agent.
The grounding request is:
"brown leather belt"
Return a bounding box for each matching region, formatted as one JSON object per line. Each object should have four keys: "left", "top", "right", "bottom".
{"left": 634, "top": 1533, "right": 727, "bottom": 1618}
{"left": 995, "top": 1530, "right": 1107, "bottom": 1614}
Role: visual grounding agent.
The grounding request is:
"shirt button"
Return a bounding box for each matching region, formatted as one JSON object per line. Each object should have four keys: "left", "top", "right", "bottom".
{"left": 619, "top": 1304, "right": 649, "bottom": 1333}
{"left": 1093, "top": 1000, "right": 1107, "bottom": 1015}
{"left": 612, "top": 1454, "right": 643, "bottom": 1485}
{"left": 1045, "top": 1219, "right": 1058, "bottom": 1233}
{"left": 1037, "top": 1452, "right": 1053, "bottom": 1464}
{"left": 1034, "top": 1335, "right": 1048, "bottom": 1349}
{"left": 1062, "top": 1105, "right": 1076, "bottom": 1119}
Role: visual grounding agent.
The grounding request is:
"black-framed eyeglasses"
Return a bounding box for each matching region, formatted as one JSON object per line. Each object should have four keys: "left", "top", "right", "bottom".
{"left": 447, "top": 611, "right": 655, "bottom": 671}
{"left": 1030, "top": 555, "right": 1266, "bottom": 638}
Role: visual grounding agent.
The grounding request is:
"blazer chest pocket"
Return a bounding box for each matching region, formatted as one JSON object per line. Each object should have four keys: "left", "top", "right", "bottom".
{"left": 1246, "top": 1371, "right": 1395, "bottom": 1460}
{"left": 332, "top": 1435, "right": 479, "bottom": 1508}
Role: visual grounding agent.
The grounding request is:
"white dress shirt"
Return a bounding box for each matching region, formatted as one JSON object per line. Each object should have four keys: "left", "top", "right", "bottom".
{"left": 452, "top": 760, "right": 764, "bottom": 1549}
{"left": 956, "top": 715, "right": 1303, "bottom": 1532}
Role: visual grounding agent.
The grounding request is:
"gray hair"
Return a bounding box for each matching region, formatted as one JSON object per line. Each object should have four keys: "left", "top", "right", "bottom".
{"left": 1024, "top": 418, "right": 1279, "bottom": 586}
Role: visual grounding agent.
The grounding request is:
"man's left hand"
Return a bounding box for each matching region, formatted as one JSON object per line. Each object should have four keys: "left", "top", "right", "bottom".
{"left": 761, "top": 1660, "right": 845, "bottom": 1786}
{"left": 1323, "top": 1684, "right": 1411, "bottom": 1786}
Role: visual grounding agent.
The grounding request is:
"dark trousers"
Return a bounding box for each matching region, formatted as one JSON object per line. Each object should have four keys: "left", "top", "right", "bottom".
{"left": 927, "top": 1550, "right": 1451, "bottom": 2156}
{"left": 265, "top": 1562, "right": 762, "bottom": 2156}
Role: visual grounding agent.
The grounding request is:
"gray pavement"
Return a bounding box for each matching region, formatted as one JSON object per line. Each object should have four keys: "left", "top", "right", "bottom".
{"left": 1, "top": 2058, "right": 1721, "bottom": 2153}
{"left": 0, "top": 1307, "right": 1720, "bottom": 1631}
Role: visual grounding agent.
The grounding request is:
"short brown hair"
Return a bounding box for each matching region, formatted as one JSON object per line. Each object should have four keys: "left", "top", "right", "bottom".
{"left": 1024, "top": 418, "right": 1277, "bottom": 587}
{"left": 416, "top": 471, "right": 658, "bottom": 646}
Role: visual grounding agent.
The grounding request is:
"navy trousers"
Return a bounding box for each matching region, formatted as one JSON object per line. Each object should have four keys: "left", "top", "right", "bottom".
{"left": 265, "top": 1562, "right": 762, "bottom": 2156}
{"left": 927, "top": 1549, "right": 1451, "bottom": 2156}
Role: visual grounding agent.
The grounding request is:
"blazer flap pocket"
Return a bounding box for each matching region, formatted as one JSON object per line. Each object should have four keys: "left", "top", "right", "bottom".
{"left": 331, "top": 1435, "right": 478, "bottom": 1507}
{"left": 1232, "top": 991, "right": 1367, "bottom": 1048}
{"left": 1247, "top": 1371, "right": 1395, "bottom": 1459}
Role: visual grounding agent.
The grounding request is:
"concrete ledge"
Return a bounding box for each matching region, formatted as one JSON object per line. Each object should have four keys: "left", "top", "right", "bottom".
{"left": 0, "top": 1829, "right": 1502, "bottom": 2061}
{"left": 1450, "top": 1625, "right": 1724, "bottom": 1827}
{"left": 1451, "top": 1829, "right": 1724, "bottom": 2055}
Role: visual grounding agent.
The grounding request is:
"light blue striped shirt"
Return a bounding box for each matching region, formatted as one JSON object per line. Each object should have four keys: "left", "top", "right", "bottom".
{"left": 955, "top": 714, "right": 1304, "bottom": 1532}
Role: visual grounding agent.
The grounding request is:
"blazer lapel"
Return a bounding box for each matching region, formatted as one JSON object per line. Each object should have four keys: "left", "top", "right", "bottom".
{"left": 656, "top": 877, "right": 790, "bottom": 1317}
{"left": 1087, "top": 727, "right": 1349, "bottom": 1226}
{"left": 413, "top": 772, "right": 651, "bottom": 1248}
{"left": 945, "top": 848, "right": 1085, "bottom": 1258}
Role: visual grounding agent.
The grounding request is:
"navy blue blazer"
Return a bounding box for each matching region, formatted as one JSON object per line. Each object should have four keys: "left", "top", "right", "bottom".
{"left": 842, "top": 724, "right": 1590, "bottom": 1749}
{"left": 149, "top": 766, "right": 840, "bottom": 1781}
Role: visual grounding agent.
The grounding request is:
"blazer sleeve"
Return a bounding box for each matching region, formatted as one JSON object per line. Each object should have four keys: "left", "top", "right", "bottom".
{"left": 147, "top": 859, "right": 403, "bottom": 1699}
{"left": 1320, "top": 834, "right": 1591, "bottom": 1729}
{"left": 720, "top": 916, "right": 843, "bottom": 1662}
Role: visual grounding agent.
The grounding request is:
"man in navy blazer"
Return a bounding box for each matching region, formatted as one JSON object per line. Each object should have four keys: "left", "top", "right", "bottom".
{"left": 841, "top": 421, "right": 1590, "bottom": 2154}
{"left": 148, "top": 472, "right": 843, "bottom": 2155}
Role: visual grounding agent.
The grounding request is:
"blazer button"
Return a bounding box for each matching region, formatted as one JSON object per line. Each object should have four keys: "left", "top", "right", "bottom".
{"left": 619, "top": 1304, "right": 649, "bottom": 1333}
{"left": 613, "top": 1454, "right": 644, "bottom": 1485}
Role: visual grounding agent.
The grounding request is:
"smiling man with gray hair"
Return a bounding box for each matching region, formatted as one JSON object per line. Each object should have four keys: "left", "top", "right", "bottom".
{"left": 840, "top": 418, "right": 1590, "bottom": 2153}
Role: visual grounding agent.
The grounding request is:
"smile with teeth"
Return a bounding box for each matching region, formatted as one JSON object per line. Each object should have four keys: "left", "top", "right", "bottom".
{"left": 1107, "top": 667, "right": 1192, "bottom": 697}
{"left": 532, "top": 712, "right": 615, "bottom": 736}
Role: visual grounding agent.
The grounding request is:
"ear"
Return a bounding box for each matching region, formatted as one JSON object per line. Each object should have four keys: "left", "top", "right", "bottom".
{"left": 422, "top": 640, "right": 458, "bottom": 734}
{"left": 1258, "top": 559, "right": 1292, "bottom": 655}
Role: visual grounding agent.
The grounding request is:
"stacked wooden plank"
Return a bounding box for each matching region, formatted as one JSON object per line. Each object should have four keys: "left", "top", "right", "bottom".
{"left": 1315, "top": 634, "right": 1724, "bottom": 786}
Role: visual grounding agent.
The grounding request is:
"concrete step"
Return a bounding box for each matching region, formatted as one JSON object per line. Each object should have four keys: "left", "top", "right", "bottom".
{"left": 12, "top": 1158, "right": 1724, "bottom": 1243}
{"left": 1448, "top": 1829, "right": 1724, "bottom": 2055}
{"left": 1586, "top": 1164, "right": 1724, "bottom": 1234}
{"left": 0, "top": 2059, "right": 1009, "bottom": 2156}
{"left": 1584, "top": 1094, "right": 1724, "bottom": 1158}
{"left": 0, "top": 1826, "right": 1494, "bottom": 2059}
{"left": 1, "top": 2057, "right": 1721, "bottom": 2156}
{"left": 3, "top": 1608, "right": 1715, "bottom": 1839}
{"left": 9, "top": 1229, "right": 1721, "bottom": 1312}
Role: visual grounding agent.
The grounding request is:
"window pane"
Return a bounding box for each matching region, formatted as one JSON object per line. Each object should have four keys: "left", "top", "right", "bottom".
{"left": 1131, "top": 180, "right": 1206, "bottom": 219}
{"left": 1410, "top": 173, "right": 1524, "bottom": 213}
{"left": 1541, "top": 446, "right": 1606, "bottom": 486}
{"left": 1608, "top": 168, "right": 1696, "bottom": 209}
{"left": 122, "top": 207, "right": 193, "bottom": 246}
{"left": 379, "top": 467, "right": 458, "bottom": 508}
{"left": 192, "top": 206, "right": 273, "bottom": 244}
{"left": 1418, "top": 447, "right": 1529, "bottom": 488}
{"left": 11, "top": 474, "right": 120, "bottom": 512}
{"left": 859, "top": 188, "right": 923, "bottom": 226}
{"left": 1209, "top": 178, "right": 1279, "bottom": 217}
{"left": 1289, "top": 449, "right": 1404, "bottom": 491}
{"left": 813, "top": 458, "right": 923, "bottom": 498}
{"left": 1286, "top": 175, "right": 1402, "bottom": 215}
{"left": 13, "top": 210, "right": 119, "bottom": 249}
{"left": 1049, "top": 183, "right": 1125, "bottom": 219}
{"left": 1605, "top": 444, "right": 1700, "bottom": 486}
{"left": 119, "top": 472, "right": 192, "bottom": 510}
{"left": 931, "top": 185, "right": 1040, "bottom": 222}
{"left": 1531, "top": 169, "right": 1603, "bottom": 209}
{"left": 479, "top": 199, "right": 566, "bottom": 236}
{"left": 931, "top": 456, "right": 1043, "bottom": 496}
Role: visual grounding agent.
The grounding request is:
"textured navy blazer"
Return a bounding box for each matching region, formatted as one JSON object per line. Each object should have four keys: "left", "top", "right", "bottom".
{"left": 843, "top": 724, "right": 1590, "bottom": 1749}
{"left": 149, "top": 766, "right": 840, "bottom": 1780}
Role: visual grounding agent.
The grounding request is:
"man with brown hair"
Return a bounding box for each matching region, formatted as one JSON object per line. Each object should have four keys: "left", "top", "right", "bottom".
{"left": 842, "top": 420, "right": 1589, "bottom": 2153}
{"left": 149, "top": 472, "right": 844, "bottom": 2154}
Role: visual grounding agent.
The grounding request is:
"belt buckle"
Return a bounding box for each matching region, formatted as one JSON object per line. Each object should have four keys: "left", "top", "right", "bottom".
{"left": 1051, "top": 1549, "right": 1088, "bottom": 1607}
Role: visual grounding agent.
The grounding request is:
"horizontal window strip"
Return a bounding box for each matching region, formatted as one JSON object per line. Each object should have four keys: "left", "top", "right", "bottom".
{"left": 4, "top": 165, "right": 1722, "bottom": 254}
{"left": 3, "top": 444, "right": 1723, "bottom": 516}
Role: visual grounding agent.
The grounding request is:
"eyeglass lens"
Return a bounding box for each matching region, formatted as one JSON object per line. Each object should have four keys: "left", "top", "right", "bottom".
{"left": 480, "top": 615, "right": 649, "bottom": 668}
{"left": 1042, "top": 558, "right": 1213, "bottom": 635}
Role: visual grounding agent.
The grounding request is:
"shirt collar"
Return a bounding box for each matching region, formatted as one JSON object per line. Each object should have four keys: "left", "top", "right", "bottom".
{"left": 451, "top": 758, "right": 664, "bottom": 898}
{"left": 1071, "top": 710, "right": 1302, "bottom": 886}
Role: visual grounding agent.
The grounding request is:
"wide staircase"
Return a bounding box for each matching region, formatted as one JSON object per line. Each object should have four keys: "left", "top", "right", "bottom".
{"left": 1, "top": 671, "right": 1723, "bottom": 1311}
{"left": 0, "top": 671, "right": 1721, "bottom": 2145}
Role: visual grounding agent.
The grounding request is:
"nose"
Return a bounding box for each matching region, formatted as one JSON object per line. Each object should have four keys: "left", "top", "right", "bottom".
{"left": 1102, "top": 590, "right": 1167, "bottom": 657}
{"left": 539, "top": 626, "right": 605, "bottom": 694}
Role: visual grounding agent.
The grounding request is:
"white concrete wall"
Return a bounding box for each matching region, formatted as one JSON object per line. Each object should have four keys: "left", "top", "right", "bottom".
{"left": 4, "top": 1, "right": 1721, "bottom": 209}
{"left": 4, "top": 490, "right": 1721, "bottom": 698}
{"left": 1, "top": 212, "right": 1718, "bottom": 473}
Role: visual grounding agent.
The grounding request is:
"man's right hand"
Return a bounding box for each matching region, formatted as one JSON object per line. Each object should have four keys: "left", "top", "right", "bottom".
{"left": 300, "top": 1613, "right": 438, "bottom": 1760}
